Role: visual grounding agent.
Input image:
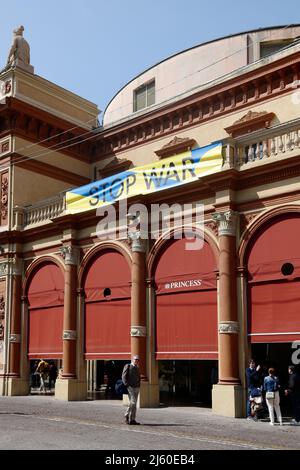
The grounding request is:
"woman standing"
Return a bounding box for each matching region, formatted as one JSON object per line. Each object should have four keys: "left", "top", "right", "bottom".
{"left": 263, "top": 368, "right": 283, "bottom": 426}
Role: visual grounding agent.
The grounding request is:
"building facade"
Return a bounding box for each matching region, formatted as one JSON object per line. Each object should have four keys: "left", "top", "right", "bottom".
{"left": 0, "top": 25, "right": 300, "bottom": 416}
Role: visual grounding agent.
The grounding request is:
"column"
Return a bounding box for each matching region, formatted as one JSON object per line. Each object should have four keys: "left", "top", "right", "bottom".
{"left": 5, "top": 257, "right": 29, "bottom": 395}
{"left": 61, "top": 246, "right": 78, "bottom": 379}
{"left": 55, "top": 246, "right": 86, "bottom": 400}
{"left": 8, "top": 259, "right": 22, "bottom": 377}
{"left": 128, "top": 231, "right": 147, "bottom": 380}
{"left": 211, "top": 210, "right": 243, "bottom": 417}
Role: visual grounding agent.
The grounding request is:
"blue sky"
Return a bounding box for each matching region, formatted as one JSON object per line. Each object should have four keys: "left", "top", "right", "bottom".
{"left": 0, "top": 0, "right": 299, "bottom": 120}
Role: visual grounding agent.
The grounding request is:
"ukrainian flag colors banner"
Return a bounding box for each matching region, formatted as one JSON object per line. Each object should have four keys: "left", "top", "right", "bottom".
{"left": 66, "top": 141, "right": 223, "bottom": 214}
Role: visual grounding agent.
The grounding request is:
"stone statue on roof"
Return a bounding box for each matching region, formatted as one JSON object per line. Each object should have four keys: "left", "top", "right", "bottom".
{"left": 6, "top": 26, "right": 33, "bottom": 73}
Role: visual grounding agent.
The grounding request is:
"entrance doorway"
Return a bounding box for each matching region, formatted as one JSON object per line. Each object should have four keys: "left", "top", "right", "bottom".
{"left": 158, "top": 360, "right": 218, "bottom": 406}
{"left": 87, "top": 359, "right": 129, "bottom": 400}
{"left": 29, "top": 359, "right": 61, "bottom": 394}
{"left": 251, "top": 343, "right": 300, "bottom": 415}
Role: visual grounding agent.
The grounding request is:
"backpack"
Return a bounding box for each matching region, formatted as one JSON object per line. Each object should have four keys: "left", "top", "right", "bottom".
{"left": 115, "top": 379, "right": 128, "bottom": 396}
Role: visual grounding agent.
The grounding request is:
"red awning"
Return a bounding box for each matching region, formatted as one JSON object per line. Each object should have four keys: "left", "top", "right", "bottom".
{"left": 84, "top": 250, "right": 131, "bottom": 358}
{"left": 84, "top": 300, "right": 131, "bottom": 359}
{"left": 27, "top": 263, "right": 64, "bottom": 358}
{"left": 247, "top": 215, "right": 300, "bottom": 343}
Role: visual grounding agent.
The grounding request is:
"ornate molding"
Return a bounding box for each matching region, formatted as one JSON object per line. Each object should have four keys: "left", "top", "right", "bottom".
{"left": 131, "top": 326, "right": 147, "bottom": 337}
{"left": 60, "top": 246, "right": 80, "bottom": 266}
{"left": 128, "top": 231, "right": 147, "bottom": 253}
{"left": 94, "top": 59, "right": 296, "bottom": 161}
{"left": 63, "top": 330, "right": 77, "bottom": 341}
{"left": 0, "top": 172, "right": 9, "bottom": 225}
{"left": 9, "top": 333, "right": 21, "bottom": 343}
{"left": 218, "top": 321, "right": 239, "bottom": 334}
{"left": 205, "top": 221, "right": 219, "bottom": 238}
{"left": 0, "top": 263, "right": 8, "bottom": 276}
{"left": 213, "top": 210, "right": 239, "bottom": 237}
{"left": 155, "top": 136, "right": 196, "bottom": 159}
{"left": 225, "top": 110, "right": 275, "bottom": 138}
{"left": 0, "top": 295, "right": 5, "bottom": 341}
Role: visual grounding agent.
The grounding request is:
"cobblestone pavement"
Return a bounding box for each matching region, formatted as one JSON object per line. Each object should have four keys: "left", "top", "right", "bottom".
{"left": 0, "top": 395, "right": 299, "bottom": 450}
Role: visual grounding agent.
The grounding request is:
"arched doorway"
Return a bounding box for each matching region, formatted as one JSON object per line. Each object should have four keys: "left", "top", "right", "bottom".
{"left": 246, "top": 213, "right": 300, "bottom": 412}
{"left": 26, "top": 261, "right": 64, "bottom": 393}
{"left": 153, "top": 237, "right": 218, "bottom": 406}
{"left": 83, "top": 249, "right": 131, "bottom": 398}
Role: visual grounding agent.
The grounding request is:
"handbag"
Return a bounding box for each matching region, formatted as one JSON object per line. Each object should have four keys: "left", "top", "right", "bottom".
{"left": 266, "top": 391, "right": 275, "bottom": 399}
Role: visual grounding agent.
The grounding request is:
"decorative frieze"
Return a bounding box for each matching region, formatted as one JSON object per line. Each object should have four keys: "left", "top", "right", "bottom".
{"left": 63, "top": 330, "right": 77, "bottom": 341}
{"left": 218, "top": 321, "right": 239, "bottom": 334}
{"left": 0, "top": 171, "right": 9, "bottom": 226}
{"left": 0, "top": 295, "right": 5, "bottom": 341}
{"left": 213, "top": 210, "right": 239, "bottom": 237}
{"left": 0, "top": 263, "right": 8, "bottom": 276}
{"left": 0, "top": 137, "right": 11, "bottom": 156}
{"left": 130, "top": 326, "right": 147, "bottom": 337}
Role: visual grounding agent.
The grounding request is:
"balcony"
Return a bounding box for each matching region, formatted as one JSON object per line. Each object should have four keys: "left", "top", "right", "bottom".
{"left": 14, "top": 193, "right": 66, "bottom": 230}
{"left": 224, "top": 117, "right": 300, "bottom": 168}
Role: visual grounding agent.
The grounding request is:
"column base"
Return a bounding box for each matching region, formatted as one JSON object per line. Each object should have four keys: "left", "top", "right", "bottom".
{"left": 212, "top": 383, "right": 244, "bottom": 418}
{"left": 0, "top": 376, "right": 30, "bottom": 396}
{"left": 122, "top": 381, "right": 160, "bottom": 408}
{"left": 55, "top": 378, "right": 87, "bottom": 401}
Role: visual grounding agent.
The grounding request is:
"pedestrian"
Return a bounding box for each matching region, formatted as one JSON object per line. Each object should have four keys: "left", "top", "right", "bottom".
{"left": 285, "top": 365, "right": 300, "bottom": 425}
{"left": 48, "top": 362, "right": 57, "bottom": 391}
{"left": 246, "top": 359, "right": 261, "bottom": 420}
{"left": 36, "top": 358, "right": 49, "bottom": 393}
{"left": 263, "top": 368, "right": 283, "bottom": 426}
{"left": 122, "top": 355, "right": 141, "bottom": 425}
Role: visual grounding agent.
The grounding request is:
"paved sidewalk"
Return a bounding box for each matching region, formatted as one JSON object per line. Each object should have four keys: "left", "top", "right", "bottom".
{"left": 0, "top": 396, "right": 299, "bottom": 450}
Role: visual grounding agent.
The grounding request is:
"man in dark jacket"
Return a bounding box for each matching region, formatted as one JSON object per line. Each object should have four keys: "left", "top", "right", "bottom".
{"left": 285, "top": 365, "right": 300, "bottom": 425}
{"left": 122, "top": 355, "right": 141, "bottom": 425}
{"left": 246, "top": 359, "right": 261, "bottom": 419}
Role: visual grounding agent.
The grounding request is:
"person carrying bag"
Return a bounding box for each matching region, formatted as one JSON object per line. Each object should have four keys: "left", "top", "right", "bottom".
{"left": 263, "top": 368, "right": 283, "bottom": 426}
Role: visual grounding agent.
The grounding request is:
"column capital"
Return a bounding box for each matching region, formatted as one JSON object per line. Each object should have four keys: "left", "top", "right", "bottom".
{"left": 128, "top": 231, "right": 147, "bottom": 253}
{"left": 60, "top": 246, "right": 80, "bottom": 266}
{"left": 213, "top": 210, "right": 239, "bottom": 237}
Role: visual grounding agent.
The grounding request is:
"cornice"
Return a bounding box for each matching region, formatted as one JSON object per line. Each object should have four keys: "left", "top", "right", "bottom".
{"left": 13, "top": 153, "right": 90, "bottom": 186}
{"left": 0, "top": 97, "right": 98, "bottom": 163}
{"left": 92, "top": 53, "right": 300, "bottom": 161}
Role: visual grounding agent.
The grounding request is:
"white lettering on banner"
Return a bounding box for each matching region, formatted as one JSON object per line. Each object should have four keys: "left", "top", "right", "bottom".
{"left": 165, "top": 279, "right": 202, "bottom": 289}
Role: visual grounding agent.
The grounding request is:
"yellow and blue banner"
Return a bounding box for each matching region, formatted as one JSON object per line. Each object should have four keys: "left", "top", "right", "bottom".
{"left": 66, "top": 141, "right": 223, "bottom": 214}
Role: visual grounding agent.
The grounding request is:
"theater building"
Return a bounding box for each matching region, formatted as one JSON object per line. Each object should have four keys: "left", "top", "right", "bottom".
{"left": 0, "top": 25, "right": 300, "bottom": 417}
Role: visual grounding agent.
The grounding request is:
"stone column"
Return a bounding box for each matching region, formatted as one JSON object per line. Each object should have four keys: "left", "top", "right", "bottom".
{"left": 55, "top": 246, "right": 86, "bottom": 401}
{"left": 6, "top": 258, "right": 29, "bottom": 395}
{"left": 128, "top": 232, "right": 147, "bottom": 380}
{"left": 212, "top": 211, "right": 243, "bottom": 417}
{"left": 8, "top": 258, "right": 22, "bottom": 378}
{"left": 61, "top": 246, "right": 78, "bottom": 379}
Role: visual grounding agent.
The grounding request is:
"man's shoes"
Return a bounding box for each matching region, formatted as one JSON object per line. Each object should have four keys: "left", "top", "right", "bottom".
{"left": 125, "top": 416, "right": 129, "bottom": 424}
{"left": 290, "top": 419, "right": 300, "bottom": 426}
{"left": 129, "top": 420, "right": 140, "bottom": 425}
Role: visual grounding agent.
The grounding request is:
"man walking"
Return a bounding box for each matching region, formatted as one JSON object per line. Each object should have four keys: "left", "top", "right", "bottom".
{"left": 285, "top": 365, "right": 300, "bottom": 425}
{"left": 122, "top": 355, "right": 141, "bottom": 425}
